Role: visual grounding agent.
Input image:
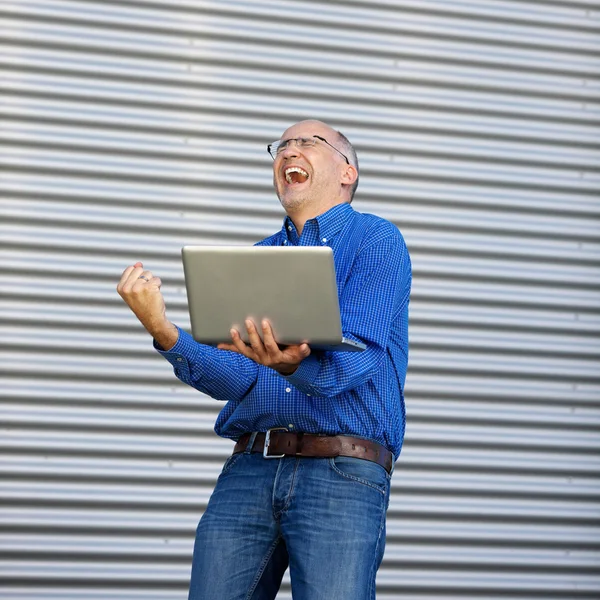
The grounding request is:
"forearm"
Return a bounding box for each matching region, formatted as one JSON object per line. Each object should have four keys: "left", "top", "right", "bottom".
{"left": 144, "top": 317, "right": 179, "bottom": 351}
{"left": 156, "top": 327, "right": 259, "bottom": 401}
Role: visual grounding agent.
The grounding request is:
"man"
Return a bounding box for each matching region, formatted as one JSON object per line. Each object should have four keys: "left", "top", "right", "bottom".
{"left": 117, "top": 120, "right": 411, "bottom": 599}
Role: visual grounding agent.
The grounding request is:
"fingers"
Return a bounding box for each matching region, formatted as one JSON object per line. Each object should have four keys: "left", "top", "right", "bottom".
{"left": 262, "top": 320, "right": 309, "bottom": 360}
{"left": 230, "top": 328, "right": 253, "bottom": 357}
{"left": 218, "top": 322, "right": 270, "bottom": 360}
{"left": 136, "top": 270, "right": 154, "bottom": 283}
{"left": 283, "top": 343, "right": 311, "bottom": 362}
{"left": 245, "top": 320, "right": 267, "bottom": 355}
{"left": 218, "top": 319, "right": 310, "bottom": 378}
{"left": 118, "top": 264, "right": 153, "bottom": 291}
{"left": 261, "top": 320, "right": 280, "bottom": 354}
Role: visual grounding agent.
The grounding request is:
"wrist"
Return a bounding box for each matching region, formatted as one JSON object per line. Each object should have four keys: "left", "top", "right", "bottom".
{"left": 146, "top": 318, "right": 178, "bottom": 351}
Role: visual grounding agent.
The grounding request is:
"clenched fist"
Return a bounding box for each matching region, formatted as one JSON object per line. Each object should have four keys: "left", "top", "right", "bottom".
{"left": 117, "top": 261, "right": 178, "bottom": 350}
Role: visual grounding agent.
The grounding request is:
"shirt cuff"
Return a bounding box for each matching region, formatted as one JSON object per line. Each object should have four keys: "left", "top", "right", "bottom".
{"left": 284, "top": 353, "right": 321, "bottom": 391}
{"left": 153, "top": 327, "right": 201, "bottom": 381}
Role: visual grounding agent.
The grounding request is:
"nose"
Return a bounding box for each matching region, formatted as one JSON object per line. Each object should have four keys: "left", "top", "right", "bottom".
{"left": 279, "top": 140, "right": 301, "bottom": 159}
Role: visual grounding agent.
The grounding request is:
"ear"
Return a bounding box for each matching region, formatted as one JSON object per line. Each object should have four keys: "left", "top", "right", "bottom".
{"left": 340, "top": 163, "right": 358, "bottom": 187}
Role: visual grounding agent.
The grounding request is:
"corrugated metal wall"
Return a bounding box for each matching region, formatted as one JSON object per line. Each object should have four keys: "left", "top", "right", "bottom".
{"left": 1, "top": 0, "right": 599, "bottom": 598}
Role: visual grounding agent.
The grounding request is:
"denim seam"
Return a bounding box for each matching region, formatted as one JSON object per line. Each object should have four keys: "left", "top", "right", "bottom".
{"left": 245, "top": 535, "right": 283, "bottom": 600}
{"left": 328, "top": 458, "right": 387, "bottom": 495}
{"left": 220, "top": 452, "right": 243, "bottom": 475}
{"left": 368, "top": 489, "right": 389, "bottom": 599}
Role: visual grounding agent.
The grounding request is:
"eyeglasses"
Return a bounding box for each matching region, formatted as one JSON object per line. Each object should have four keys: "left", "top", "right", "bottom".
{"left": 267, "top": 135, "right": 350, "bottom": 164}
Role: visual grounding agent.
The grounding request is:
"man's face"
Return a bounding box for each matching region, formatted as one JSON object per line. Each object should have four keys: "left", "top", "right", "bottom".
{"left": 272, "top": 121, "right": 346, "bottom": 212}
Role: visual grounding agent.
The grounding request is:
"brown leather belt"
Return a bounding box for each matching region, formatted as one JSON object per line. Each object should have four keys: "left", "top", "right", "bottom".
{"left": 233, "top": 430, "right": 393, "bottom": 473}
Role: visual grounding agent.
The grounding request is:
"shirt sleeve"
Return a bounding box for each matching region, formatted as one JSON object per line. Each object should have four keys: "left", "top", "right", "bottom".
{"left": 285, "top": 231, "right": 411, "bottom": 397}
{"left": 154, "top": 327, "right": 259, "bottom": 401}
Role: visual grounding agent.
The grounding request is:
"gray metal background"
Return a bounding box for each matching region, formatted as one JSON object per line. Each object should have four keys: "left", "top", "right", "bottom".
{"left": 1, "top": 0, "right": 599, "bottom": 598}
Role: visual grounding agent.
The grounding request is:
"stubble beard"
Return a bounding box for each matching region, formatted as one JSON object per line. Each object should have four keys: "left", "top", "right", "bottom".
{"left": 276, "top": 174, "right": 333, "bottom": 214}
{"left": 278, "top": 192, "right": 311, "bottom": 212}
{"left": 276, "top": 183, "right": 316, "bottom": 213}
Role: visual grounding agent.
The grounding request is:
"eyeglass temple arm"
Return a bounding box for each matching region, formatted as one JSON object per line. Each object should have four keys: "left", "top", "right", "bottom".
{"left": 312, "top": 135, "right": 350, "bottom": 164}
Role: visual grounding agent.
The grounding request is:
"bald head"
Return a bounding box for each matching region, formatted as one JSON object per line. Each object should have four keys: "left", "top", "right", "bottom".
{"left": 278, "top": 120, "right": 359, "bottom": 202}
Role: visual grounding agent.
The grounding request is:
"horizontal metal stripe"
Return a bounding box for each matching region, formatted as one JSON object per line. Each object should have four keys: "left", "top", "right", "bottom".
{"left": 2, "top": 121, "right": 600, "bottom": 175}
{"left": 2, "top": 90, "right": 598, "bottom": 149}
{"left": 2, "top": 28, "right": 600, "bottom": 102}
{"left": 2, "top": 455, "right": 598, "bottom": 497}
{"left": 2, "top": 134, "right": 599, "bottom": 193}
{"left": 4, "top": 323, "right": 600, "bottom": 361}
{"left": 4, "top": 374, "right": 599, "bottom": 406}
{"left": 2, "top": 347, "right": 599, "bottom": 382}
{"left": 3, "top": 404, "right": 598, "bottom": 449}
{"left": 0, "top": 546, "right": 597, "bottom": 582}
{"left": 0, "top": 592, "right": 590, "bottom": 600}
{"left": 4, "top": 241, "right": 600, "bottom": 289}
{"left": 2, "top": 391, "right": 598, "bottom": 433}
{"left": 3, "top": 0, "right": 599, "bottom": 58}
{"left": 2, "top": 274, "right": 599, "bottom": 315}
{"left": 2, "top": 432, "right": 598, "bottom": 475}
{"left": 1, "top": 562, "right": 598, "bottom": 592}
{"left": 4, "top": 481, "right": 599, "bottom": 523}
{"left": 3, "top": 221, "right": 599, "bottom": 279}
{"left": 3, "top": 172, "right": 599, "bottom": 220}
{"left": 4, "top": 198, "right": 600, "bottom": 249}
{"left": 2, "top": 127, "right": 598, "bottom": 183}
{"left": 72, "top": 0, "right": 600, "bottom": 34}
{"left": 3, "top": 413, "right": 598, "bottom": 454}
{"left": 5, "top": 534, "right": 599, "bottom": 570}
{"left": 0, "top": 592, "right": 191, "bottom": 600}
{"left": 351, "top": 0, "right": 600, "bottom": 29}
{"left": 3, "top": 143, "right": 598, "bottom": 194}
{"left": 2, "top": 507, "right": 598, "bottom": 543}
{"left": 2, "top": 299, "right": 600, "bottom": 338}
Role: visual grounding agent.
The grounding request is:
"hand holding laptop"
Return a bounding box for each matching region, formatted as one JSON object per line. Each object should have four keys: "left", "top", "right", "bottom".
{"left": 217, "top": 318, "right": 310, "bottom": 376}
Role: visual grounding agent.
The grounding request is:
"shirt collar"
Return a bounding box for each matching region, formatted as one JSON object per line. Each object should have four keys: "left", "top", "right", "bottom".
{"left": 282, "top": 202, "right": 354, "bottom": 243}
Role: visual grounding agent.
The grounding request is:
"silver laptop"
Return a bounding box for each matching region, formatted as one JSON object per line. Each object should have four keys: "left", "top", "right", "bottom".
{"left": 182, "top": 246, "right": 366, "bottom": 352}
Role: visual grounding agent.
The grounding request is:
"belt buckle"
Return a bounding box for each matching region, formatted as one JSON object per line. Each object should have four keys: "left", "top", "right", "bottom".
{"left": 263, "top": 427, "right": 288, "bottom": 459}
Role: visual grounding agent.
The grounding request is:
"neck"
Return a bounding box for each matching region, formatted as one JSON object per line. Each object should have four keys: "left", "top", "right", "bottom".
{"left": 286, "top": 198, "right": 346, "bottom": 236}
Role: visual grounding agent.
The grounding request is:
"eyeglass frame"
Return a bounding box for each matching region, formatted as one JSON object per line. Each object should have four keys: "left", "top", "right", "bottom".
{"left": 267, "top": 135, "right": 350, "bottom": 165}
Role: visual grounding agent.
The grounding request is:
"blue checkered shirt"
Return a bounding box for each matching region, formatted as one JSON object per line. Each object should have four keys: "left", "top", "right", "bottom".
{"left": 157, "top": 203, "right": 411, "bottom": 457}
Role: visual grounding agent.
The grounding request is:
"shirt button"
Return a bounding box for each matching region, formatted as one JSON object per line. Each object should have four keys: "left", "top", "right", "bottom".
{"left": 321, "top": 237, "right": 327, "bottom": 243}
{"left": 283, "top": 240, "right": 288, "bottom": 245}
{"left": 285, "top": 387, "right": 291, "bottom": 393}
{"left": 288, "top": 225, "right": 292, "bottom": 231}
{"left": 307, "top": 393, "right": 311, "bottom": 396}
{"left": 176, "top": 357, "right": 183, "bottom": 362}
{"left": 288, "top": 424, "right": 294, "bottom": 429}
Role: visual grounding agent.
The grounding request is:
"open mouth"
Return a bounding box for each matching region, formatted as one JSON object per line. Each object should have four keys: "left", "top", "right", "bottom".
{"left": 284, "top": 166, "right": 309, "bottom": 185}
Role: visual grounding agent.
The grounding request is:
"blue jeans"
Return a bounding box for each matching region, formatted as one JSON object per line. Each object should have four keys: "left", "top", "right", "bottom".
{"left": 188, "top": 449, "right": 392, "bottom": 600}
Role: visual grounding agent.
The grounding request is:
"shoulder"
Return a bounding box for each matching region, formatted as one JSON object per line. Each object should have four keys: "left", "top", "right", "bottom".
{"left": 350, "top": 210, "right": 407, "bottom": 252}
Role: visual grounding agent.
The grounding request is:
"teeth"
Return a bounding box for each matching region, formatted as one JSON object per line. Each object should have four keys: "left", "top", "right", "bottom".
{"left": 285, "top": 166, "right": 309, "bottom": 184}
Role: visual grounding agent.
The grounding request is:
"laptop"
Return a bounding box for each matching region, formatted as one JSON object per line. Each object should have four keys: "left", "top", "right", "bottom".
{"left": 182, "top": 245, "right": 366, "bottom": 352}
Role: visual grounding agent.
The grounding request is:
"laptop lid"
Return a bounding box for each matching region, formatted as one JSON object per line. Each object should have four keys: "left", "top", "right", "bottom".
{"left": 182, "top": 246, "right": 365, "bottom": 352}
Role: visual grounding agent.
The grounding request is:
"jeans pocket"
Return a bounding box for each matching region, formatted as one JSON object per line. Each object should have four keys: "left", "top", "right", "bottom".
{"left": 220, "top": 452, "right": 243, "bottom": 475}
{"left": 329, "top": 456, "right": 390, "bottom": 493}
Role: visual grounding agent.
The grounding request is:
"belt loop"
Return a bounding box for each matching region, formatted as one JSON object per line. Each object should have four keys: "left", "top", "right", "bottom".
{"left": 244, "top": 431, "right": 258, "bottom": 454}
